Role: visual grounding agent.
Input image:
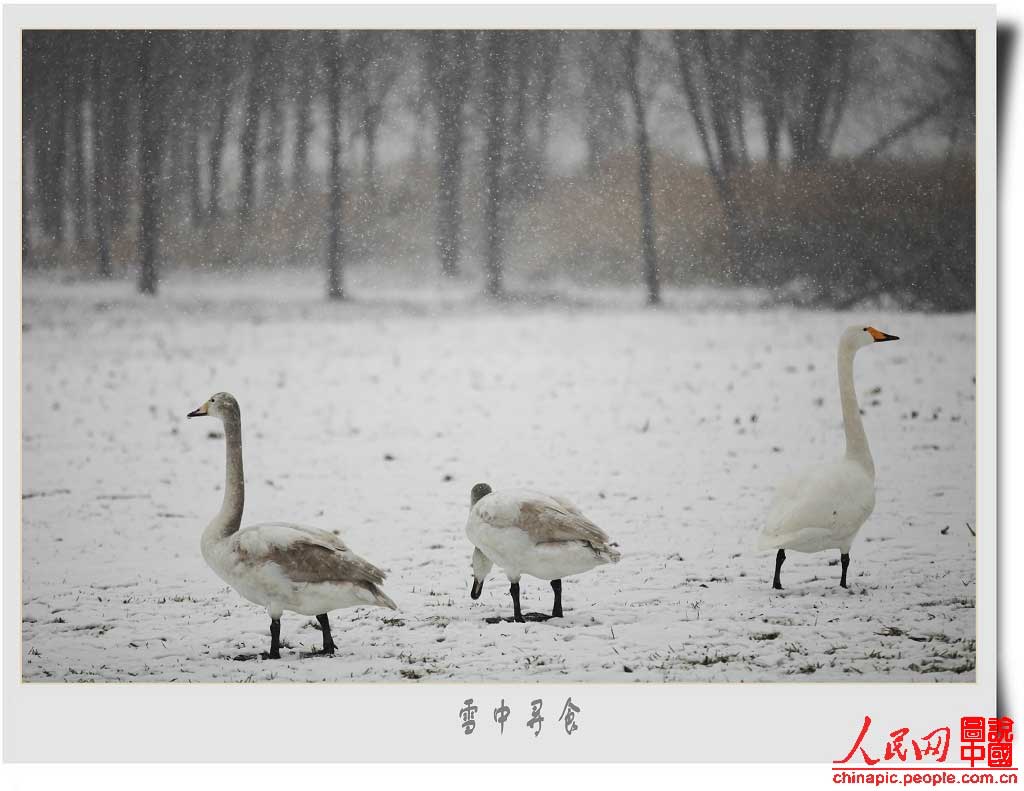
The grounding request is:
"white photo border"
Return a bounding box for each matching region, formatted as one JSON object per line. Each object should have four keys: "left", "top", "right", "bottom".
{"left": 2, "top": 3, "right": 996, "bottom": 763}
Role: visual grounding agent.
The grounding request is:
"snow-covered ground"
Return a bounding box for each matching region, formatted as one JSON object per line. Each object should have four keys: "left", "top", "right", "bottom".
{"left": 20, "top": 271, "right": 976, "bottom": 682}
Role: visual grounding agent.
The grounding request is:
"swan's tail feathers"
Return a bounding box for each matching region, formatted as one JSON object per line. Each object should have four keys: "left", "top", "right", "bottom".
{"left": 371, "top": 585, "right": 398, "bottom": 611}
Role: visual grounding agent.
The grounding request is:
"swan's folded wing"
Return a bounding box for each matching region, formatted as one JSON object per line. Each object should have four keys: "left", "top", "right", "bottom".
{"left": 274, "top": 541, "right": 388, "bottom": 586}
{"left": 238, "top": 524, "right": 386, "bottom": 585}
{"left": 271, "top": 522, "right": 352, "bottom": 553}
{"left": 547, "top": 493, "right": 583, "bottom": 516}
{"left": 519, "top": 499, "right": 613, "bottom": 548}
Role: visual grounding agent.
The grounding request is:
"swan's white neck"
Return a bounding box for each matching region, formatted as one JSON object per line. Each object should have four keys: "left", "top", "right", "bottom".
{"left": 207, "top": 414, "right": 244, "bottom": 542}
{"left": 838, "top": 341, "right": 874, "bottom": 475}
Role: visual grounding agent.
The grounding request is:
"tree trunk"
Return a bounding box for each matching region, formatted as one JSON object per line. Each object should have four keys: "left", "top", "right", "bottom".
{"left": 435, "top": 105, "right": 463, "bottom": 278}
{"left": 507, "top": 34, "right": 530, "bottom": 201}
{"left": 22, "top": 138, "right": 32, "bottom": 267}
{"left": 762, "top": 103, "right": 782, "bottom": 168}
{"left": 91, "top": 46, "right": 112, "bottom": 278}
{"left": 482, "top": 32, "right": 508, "bottom": 299}
{"left": 264, "top": 89, "right": 284, "bottom": 205}
{"left": 672, "top": 31, "right": 744, "bottom": 266}
{"left": 791, "top": 32, "right": 840, "bottom": 166}
{"left": 292, "top": 73, "right": 311, "bottom": 193}
{"left": 238, "top": 33, "right": 265, "bottom": 223}
{"left": 209, "top": 90, "right": 230, "bottom": 220}
{"left": 188, "top": 110, "right": 204, "bottom": 226}
{"left": 431, "top": 31, "right": 470, "bottom": 278}
{"left": 43, "top": 78, "right": 68, "bottom": 244}
{"left": 69, "top": 73, "right": 89, "bottom": 244}
{"left": 530, "top": 35, "right": 559, "bottom": 195}
{"left": 364, "top": 103, "right": 380, "bottom": 197}
{"left": 22, "top": 51, "right": 34, "bottom": 268}
{"left": 324, "top": 33, "right": 345, "bottom": 301}
{"left": 625, "top": 32, "right": 660, "bottom": 306}
{"left": 138, "top": 36, "right": 162, "bottom": 296}
{"left": 106, "top": 56, "right": 132, "bottom": 233}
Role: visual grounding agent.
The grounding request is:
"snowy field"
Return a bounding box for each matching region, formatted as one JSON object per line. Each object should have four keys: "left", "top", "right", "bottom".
{"left": 20, "top": 271, "right": 976, "bottom": 682}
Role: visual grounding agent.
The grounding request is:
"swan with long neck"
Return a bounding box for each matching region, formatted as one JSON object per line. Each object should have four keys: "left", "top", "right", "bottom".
{"left": 757, "top": 326, "right": 899, "bottom": 589}
{"left": 188, "top": 392, "right": 396, "bottom": 659}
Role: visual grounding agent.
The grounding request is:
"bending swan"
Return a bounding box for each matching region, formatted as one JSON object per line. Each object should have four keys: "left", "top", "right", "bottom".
{"left": 758, "top": 326, "right": 899, "bottom": 589}
{"left": 187, "top": 392, "right": 396, "bottom": 659}
{"left": 466, "top": 483, "right": 621, "bottom": 622}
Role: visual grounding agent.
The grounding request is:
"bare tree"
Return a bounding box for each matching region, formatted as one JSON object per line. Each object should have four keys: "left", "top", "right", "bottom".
{"left": 671, "top": 31, "right": 745, "bottom": 219}
{"left": 348, "top": 32, "right": 401, "bottom": 197}
{"left": 427, "top": 30, "right": 476, "bottom": 277}
{"left": 503, "top": 31, "right": 562, "bottom": 200}
{"left": 787, "top": 31, "right": 853, "bottom": 166}
{"left": 22, "top": 35, "right": 39, "bottom": 267}
{"left": 323, "top": 32, "right": 345, "bottom": 300}
{"left": 576, "top": 35, "right": 627, "bottom": 178}
{"left": 290, "top": 32, "right": 317, "bottom": 194}
{"left": 747, "top": 31, "right": 798, "bottom": 168}
{"left": 90, "top": 35, "right": 113, "bottom": 278}
{"left": 207, "top": 32, "right": 239, "bottom": 220}
{"left": 67, "top": 39, "right": 89, "bottom": 246}
{"left": 527, "top": 31, "right": 562, "bottom": 194}
{"left": 482, "top": 31, "right": 509, "bottom": 298}
{"left": 623, "top": 31, "right": 660, "bottom": 306}
{"left": 106, "top": 33, "right": 136, "bottom": 235}
{"left": 238, "top": 32, "right": 267, "bottom": 223}
{"left": 31, "top": 36, "right": 69, "bottom": 246}
{"left": 857, "top": 31, "right": 974, "bottom": 161}
{"left": 137, "top": 33, "right": 166, "bottom": 295}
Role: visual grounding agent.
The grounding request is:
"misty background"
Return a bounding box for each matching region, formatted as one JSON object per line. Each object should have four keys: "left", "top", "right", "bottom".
{"left": 21, "top": 30, "right": 976, "bottom": 310}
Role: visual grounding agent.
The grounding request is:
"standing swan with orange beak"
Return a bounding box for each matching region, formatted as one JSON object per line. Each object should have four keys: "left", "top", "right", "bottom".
{"left": 187, "top": 392, "right": 396, "bottom": 659}
{"left": 758, "top": 326, "right": 899, "bottom": 589}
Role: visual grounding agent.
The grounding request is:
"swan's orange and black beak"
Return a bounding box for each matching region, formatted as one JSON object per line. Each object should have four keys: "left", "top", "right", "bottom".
{"left": 470, "top": 578, "right": 484, "bottom": 599}
{"left": 187, "top": 402, "right": 209, "bottom": 418}
{"left": 867, "top": 327, "right": 899, "bottom": 343}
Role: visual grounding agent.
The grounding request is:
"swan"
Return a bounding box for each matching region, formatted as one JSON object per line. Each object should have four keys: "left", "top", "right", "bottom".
{"left": 187, "top": 392, "right": 396, "bottom": 659}
{"left": 466, "top": 483, "right": 621, "bottom": 622}
{"left": 758, "top": 326, "right": 899, "bottom": 589}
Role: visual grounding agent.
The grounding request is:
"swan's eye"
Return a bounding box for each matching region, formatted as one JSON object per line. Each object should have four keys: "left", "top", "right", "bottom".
{"left": 210, "top": 397, "right": 216, "bottom": 403}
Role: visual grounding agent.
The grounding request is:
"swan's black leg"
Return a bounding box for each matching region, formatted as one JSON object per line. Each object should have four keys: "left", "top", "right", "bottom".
{"left": 317, "top": 613, "right": 336, "bottom": 654}
{"left": 840, "top": 553, "right": 850, "bottom": 588}
{"left": 510, "top": 582, "right": 524, "bottom": 623}
{"left": 772, "top": 549, "right": 786, "bottom": 590}
{"left": 551, "top": 579, "right": 563, "bottom": 618}
{"left": 262, "top": 618, "right": 281, "bottom": 659}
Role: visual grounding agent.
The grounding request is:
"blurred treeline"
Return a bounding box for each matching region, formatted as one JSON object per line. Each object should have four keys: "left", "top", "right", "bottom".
{"left": 22, "top": 30, "right": 976, "bottom": 309}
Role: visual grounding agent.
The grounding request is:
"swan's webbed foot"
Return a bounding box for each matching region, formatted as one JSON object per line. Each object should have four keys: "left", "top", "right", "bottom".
{"left": 299, "top": 647, "right": 336, "bottom": 658}
{"left": 772, "top": 549, "right": 786, "bottom": 590}
{"left": 485, "top": 613, "right": 548, "bottom": 623}
{"left": 551, "top": 579, "right": 564, "bottom": 618}
{"left": 260, "top": 650, "right": 281, "bottom": 660}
